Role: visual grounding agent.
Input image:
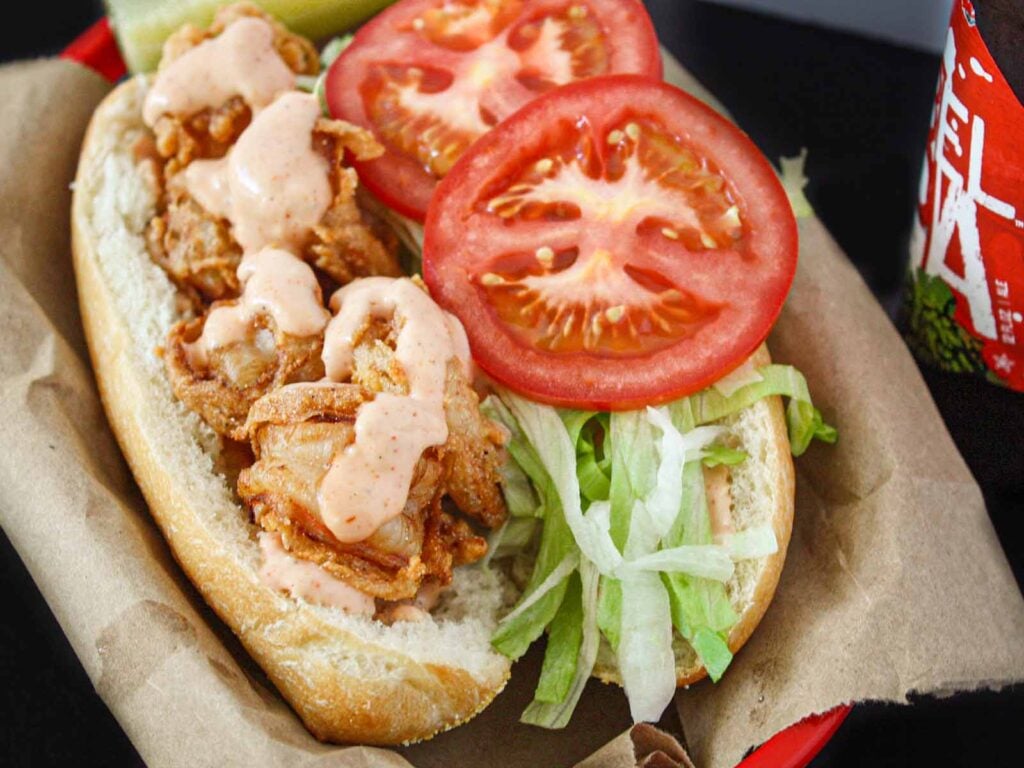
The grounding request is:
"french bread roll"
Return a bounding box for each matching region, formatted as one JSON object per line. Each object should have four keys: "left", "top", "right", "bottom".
{"left": 71, "top": 76, "right": 794, "bottom": 742}
{"left": 72, "top": 76, "right": 512, "bottom": 745}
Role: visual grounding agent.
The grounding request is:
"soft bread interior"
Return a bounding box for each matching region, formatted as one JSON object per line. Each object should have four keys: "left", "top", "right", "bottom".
{"left": 72, "top": 76, "right": 512, "bottom": 745}
{"left": 594, "top": 346, "right": 795, "bottom": 686}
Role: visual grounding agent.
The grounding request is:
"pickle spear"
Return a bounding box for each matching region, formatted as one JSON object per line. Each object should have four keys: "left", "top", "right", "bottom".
{"left": 104, "top": 0, "right": 395, "bottom": 73}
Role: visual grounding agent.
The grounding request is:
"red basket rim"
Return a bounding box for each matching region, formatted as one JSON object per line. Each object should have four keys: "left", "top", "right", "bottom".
{"left": 61, "top": 16, "right": 852, "bottom": 768}
{"left": 61, "top": 18, "right": 126, "bottom": 82}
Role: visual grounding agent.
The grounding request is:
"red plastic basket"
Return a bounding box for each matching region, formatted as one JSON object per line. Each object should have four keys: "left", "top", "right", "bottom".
{"left": 61, "top": 18, "right": 127, "bottom": 82}
{"left": 62, "top": 17, "right": 851, "bottom": 767}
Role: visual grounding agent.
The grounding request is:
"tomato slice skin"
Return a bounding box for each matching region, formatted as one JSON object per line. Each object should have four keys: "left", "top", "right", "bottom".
{"left": 325, "top": 0, "right": 662, "bottom": 222}
{"left": 423, "top": 75, "right": 798, "bottom": 411}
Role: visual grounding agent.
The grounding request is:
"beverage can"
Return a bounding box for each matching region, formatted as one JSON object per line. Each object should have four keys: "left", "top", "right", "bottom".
{"left": 907, "top": 0, "right": 1024, "bottom": 390}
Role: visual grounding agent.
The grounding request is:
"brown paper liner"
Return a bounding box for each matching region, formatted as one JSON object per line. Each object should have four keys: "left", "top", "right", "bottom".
{"left": 1, "top": 50, "right": 1022, "bottom": 768}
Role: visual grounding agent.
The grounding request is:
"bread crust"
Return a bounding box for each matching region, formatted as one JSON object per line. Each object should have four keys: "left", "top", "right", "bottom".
{"left": 72, "top": 78, "right": 509, "bottom": 745}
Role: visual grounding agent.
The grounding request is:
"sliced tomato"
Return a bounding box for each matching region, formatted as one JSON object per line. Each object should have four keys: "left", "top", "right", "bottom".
{"left": 325, "top": 0, "right": 661, "bottom": 221}
{"left": 423, "top": 75, "right": 798, "bottom": 411}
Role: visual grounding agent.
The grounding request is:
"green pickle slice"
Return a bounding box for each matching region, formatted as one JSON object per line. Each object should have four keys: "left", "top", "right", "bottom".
{"left": 104, "top": 0, "right": 395, "bottom": 73}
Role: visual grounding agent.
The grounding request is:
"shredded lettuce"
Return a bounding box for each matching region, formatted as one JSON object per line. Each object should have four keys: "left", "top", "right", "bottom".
{"left": 483, "top": 517, "right": 539, "bottom": 568}
{"left": 621, "top": 545, "right": 734, "bottom": 581}
{"left": 497, "top": 552, "right": 579, "bottom": 629}
{"left": 578, "top": 451, "right": 611, "bottom": 502}
{"left": 521, "top": 559, "right": 601, "bottom": 728}
{"left": 501, "top": 390, "right": 623, "bottom": 575}
{"left": 482, "top": 396, "right": 550, "bottom": 493}
{"left": 561, "top": 409, "right": 597, "bottom": 444}
{"left": 575, "top": 416, "right": 611, "bottom": 502}
{"left": 661, "top": 460, "right": 738, "bottom": 682}
{"left": 596, "top": 577, "right": 623, "bottom": 651}
{"left": 497, "top": 454, "right": 542, "bottom": 518}
{"left": 689, "top": 627, "right": 736, "bottom": 683}
{"left": 533, "top": 571, "right": 584, "bottom": 703}
{"left": 702, "top": 444, "right": 749, "bottom": 468}
{"left": 616, "top": 441, "right": 689, "bottom": 723}
{"left": 490, "top": 503, "right": 574, "bottom": 653}
{"left": 617, "top": 569, "right": 676, "bottom": 723}
{"left": 487, "top": 362, "right": 833, "bottom": 726}
{"left": 713, "top": 357, "right": 765, "bottom": 397}
{"left": 722, "top": 525, "right": 779, "bottom": 560}
{"left": 646, "top": 408, "right": 724, "bottom": 541}
{"left": 643, "top": 408, "right": 688, "bottom": 542}
{"left": 319, "top": 34, "right": 353, "bottom": 69}
{"left": 690, "top": 364, "right": 837, "bottom": 455}
{"left": 789, "top": 399, "right": 838, "bottom": 456}
{"left": 486, "top": 396, "right": 579, "bottom": 660}
{"left": 608, "top": 409, "right": 656, "bottom": 551}
{"left": 490, "top": 513, "right": 574, "bottom": 660}
{"left": 297, "top": 36, "right": 355, "bottom": 115}
{"left": 597, "top": 409, "right": 658, "bottom": 660}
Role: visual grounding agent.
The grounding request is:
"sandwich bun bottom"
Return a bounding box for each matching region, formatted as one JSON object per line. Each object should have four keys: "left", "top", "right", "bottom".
{"left": 71, "top": 77, "right": 794, "bottom": 743}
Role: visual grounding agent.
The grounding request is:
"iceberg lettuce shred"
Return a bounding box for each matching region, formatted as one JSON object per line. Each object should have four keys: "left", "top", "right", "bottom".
{"left": 484, "top": 363, "right": 833, "bottom": 727}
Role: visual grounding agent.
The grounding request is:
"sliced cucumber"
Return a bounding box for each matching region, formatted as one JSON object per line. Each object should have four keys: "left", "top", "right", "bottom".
{"left": 104, "top": 0, "right": 395, "bottom": 73}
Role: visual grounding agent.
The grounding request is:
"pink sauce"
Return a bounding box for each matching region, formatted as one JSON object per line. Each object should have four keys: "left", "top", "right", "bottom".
{"left": 187, "top": 248, "right": 328, "bottom": 366}
{"left": 258, "top": 531, "right": 375, "bottom": 615}
{"left": 704, "top": 465, "right": 735, "bottom": 544}
{"left": 145, "top": 15, "right": 456, "bottom": 617}
{"left": 317, "top": 278, "right": 466, "bottom": 543}
{"left": 143, "top": 16, "right": 296, "bottom": 127}
{"left": 376, "top": 580, "right": 443, "bottom": 624}
{"left": 184, "top": 91, "right": 331, "bottom": 253}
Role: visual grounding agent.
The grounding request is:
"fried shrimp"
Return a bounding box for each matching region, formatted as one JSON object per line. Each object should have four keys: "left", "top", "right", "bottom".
{"left": 149, "top": 3, "right": 319, "bottom": 175}
{"left": 307, "top": 119, "right": 403, "bottom": 288}
{"left": 237, "top": 284, "right": 507, "bottom": 600}
{"left": 164, "top": 248, "right": 330, "bottom": 439}
{"left": 147, "top": 177, "right": 244, "bottom": 305}
{"left": 141, "top": 3, "right": 401, "bottom": 307}
{"left": 136, "top": 3, "right": 504, "bottom": 621}
{"left": 148, "top": 116, "right": 402, "bottom": 306}
{"left": 335, "top": 302, "right": 508, "bottom": 532}
{"left": 239, "top": 383, "right": 487, "bottom": 600}
{"left": 165, "top": 313, "right": 325, "bottom": 440}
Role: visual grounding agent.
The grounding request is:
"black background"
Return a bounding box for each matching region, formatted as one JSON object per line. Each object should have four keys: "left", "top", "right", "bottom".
{"left": 1, "top": 0, "right": 1022, "bottom": 765}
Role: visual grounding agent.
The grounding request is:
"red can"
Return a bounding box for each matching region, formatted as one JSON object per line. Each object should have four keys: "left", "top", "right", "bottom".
{"left": 907, "top": 0, "right": 1024, "bottom": 390}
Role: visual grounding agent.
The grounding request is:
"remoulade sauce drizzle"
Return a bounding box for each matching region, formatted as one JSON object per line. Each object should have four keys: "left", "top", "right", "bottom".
{"left": 258, "top": 531, "right": 375, "bottom": 614}
{"left": 143, "top": 16, "right": 296, "bottom": 127}
{"left": 187, "top": 247, "right": 329, "bottom": 365}
{"left": 183, "top": 91, "right": 332, "bottom": 253}
{"left": 317, "top": 277, "right": 470, "bottom": 544}
{"left": 703, "top": 464, "right": 734, "bottom": 545}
